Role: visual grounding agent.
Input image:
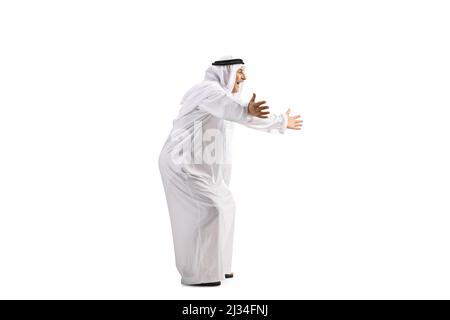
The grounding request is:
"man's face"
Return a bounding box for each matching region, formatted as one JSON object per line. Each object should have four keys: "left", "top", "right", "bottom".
{"left": 232, "top": 67, "right": 246, "bottom": 94}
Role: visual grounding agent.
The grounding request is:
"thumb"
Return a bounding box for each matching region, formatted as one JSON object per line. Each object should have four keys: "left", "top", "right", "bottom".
{"left": 251, "top": 93, "right": 256, "bottom": 102}
{"left": 286, "top": 108, "right": 291, "bottom": 116}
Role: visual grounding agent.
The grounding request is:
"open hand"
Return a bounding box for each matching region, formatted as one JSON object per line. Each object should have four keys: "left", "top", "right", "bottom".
{"left": 286, "top": 108, "right": 303, "bottom": 130}
{"left": 248, "top": 93, "right": 270, "bottom": 118}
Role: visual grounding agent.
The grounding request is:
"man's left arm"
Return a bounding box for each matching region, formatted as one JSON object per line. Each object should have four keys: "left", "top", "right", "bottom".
{"left": 238, "top": 106, "right": 302, "bottom": 134}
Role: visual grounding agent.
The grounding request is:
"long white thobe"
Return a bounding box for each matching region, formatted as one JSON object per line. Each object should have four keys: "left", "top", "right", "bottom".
{"left": 159, "top": 90, "right": 287, "bottom": 284}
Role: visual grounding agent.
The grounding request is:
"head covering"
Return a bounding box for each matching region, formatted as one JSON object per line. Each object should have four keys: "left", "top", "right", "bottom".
{"left": 212, "top": 58, "right": 245, "bottom": 66}
{"left": 176, "top": 56, "right": 245, "bottom": 119}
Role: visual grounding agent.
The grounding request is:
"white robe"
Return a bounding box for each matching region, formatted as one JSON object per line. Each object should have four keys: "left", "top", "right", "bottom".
{"left": 159, "top": 83, "right": 287, "bottom": 285}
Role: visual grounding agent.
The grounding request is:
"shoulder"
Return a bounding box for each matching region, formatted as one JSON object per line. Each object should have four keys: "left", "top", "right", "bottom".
{"left": 203, "top": 81, "right": 226, "bottom": 95}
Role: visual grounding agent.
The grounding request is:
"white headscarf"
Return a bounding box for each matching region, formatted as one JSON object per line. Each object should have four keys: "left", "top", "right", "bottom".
{"left": 176, "top": 55, "right": 245, "bottom": 119}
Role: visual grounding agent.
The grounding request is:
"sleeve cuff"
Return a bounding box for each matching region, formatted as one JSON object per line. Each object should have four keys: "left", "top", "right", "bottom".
{"left": 241, "top": 100, "right": 253, "bottom": 122}
{"left": 279, "top": 113, "right": 288, "bottom": 134}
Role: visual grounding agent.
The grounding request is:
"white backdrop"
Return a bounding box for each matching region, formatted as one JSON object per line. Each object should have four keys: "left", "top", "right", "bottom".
{"left": 1, "top": 0, "right": 450, "bottom": 299}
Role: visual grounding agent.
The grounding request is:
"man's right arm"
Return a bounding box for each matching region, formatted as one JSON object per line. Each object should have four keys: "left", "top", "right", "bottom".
{"left": 198, "top": 91, "right": 249, "bottom": 122}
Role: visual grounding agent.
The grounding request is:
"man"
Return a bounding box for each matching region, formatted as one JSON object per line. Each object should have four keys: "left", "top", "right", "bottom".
{"left": 159, "top": 56, "right": 302, "bottom": 286}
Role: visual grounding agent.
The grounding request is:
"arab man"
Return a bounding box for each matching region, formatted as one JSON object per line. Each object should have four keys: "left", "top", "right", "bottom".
{"left": 159, "top": 56, "right": 302, "bottom": 286}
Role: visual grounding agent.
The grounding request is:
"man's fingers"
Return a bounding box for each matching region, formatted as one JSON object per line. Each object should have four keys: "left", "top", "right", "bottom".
{"left": 259, "top": 111, "right": 270, "bottom": 116}
{"left": 258, "top": 106, "right": 269, "bottom": 111}
{"left": 250, "top": 93, "right": 256, "bottom": 102}
{"left": 258, "top": 115, "right": 269, "bottom": 118}
{"left": 293, "top": 115, "right": 301, "bottom": 119}
{"left": 255, "top": 100, "right": 266, "bottom": 106}
{"left": 288, "top": 120, "right": 303, "bottom": 130}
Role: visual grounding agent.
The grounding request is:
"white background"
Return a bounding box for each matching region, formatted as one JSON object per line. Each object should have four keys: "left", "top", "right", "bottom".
{"left": 1, "top": 0, "right": 449, "bottom": 299}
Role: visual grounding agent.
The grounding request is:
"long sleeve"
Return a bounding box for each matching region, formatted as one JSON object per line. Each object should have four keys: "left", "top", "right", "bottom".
{"left": 238, "top": 109, "right": 288, "bottom": 134}
{"left": 198, "top": 90, "right": 248, "bottom": 122}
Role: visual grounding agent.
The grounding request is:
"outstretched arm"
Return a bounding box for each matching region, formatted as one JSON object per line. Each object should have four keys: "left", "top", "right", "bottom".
{"left": 198, "top": 91, "right": 269, "bottom": 122}
{"left": 239, "top": 102, "right": 303, "bottom": 134}
{"left": 239, "top": 112, "right": 289, "bottom": 133}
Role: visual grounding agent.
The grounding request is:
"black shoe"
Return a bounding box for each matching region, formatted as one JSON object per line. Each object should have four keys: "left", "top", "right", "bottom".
{"left": 225, "top": 273, "right": 234, "bottom": 279}
{"left": 191, "top": 281, "right": 221, "bottom": 287}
